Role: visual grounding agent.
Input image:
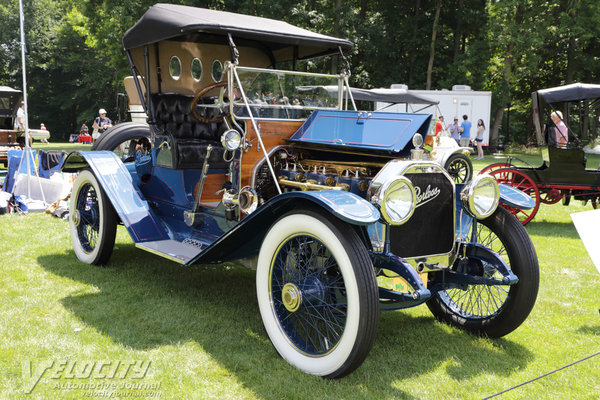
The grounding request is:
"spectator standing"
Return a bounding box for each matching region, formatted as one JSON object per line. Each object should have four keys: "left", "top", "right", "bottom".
{"left": 92, "top": 108, "right": 112, "bottom": 142}
{"left": 435, "top": 116, "right": 445, "bottom": 136}
{"left": 449, "top": 117, "right": 460, "bottom": 144}
{"left": 14, "top": 101, "right": 31, "bottom": 145}
{"left": 551, "top": 111, "right": 568, "bottom": 147}
{"left": 474, "top": 119, "right": 485, "bottom": 160}
{"left": 459, "top": 114, "right": 472, "bottom": 147}
{"left": 40, "top": 123, "right": 49, "bottom": 143}
{"left": 14, "top": 101, "right": 25, "bottom": 131}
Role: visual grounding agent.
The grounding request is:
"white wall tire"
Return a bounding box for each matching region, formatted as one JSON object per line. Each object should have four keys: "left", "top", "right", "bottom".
{"left": 69, "top": 170, "right": 117, "bottom": 265}
{"left": 256, "top": 210, "right": 378, "bottom": 378}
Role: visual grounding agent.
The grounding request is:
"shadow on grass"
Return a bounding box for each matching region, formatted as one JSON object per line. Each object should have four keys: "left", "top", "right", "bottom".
{"left": 38, "top": 243, "right": 533, "bottom": 399}
{"left": 526, "top": 221, "right": 581, "bottom": 238}
{"left": 577, "top": 324, "right": 600, "bottom": 336}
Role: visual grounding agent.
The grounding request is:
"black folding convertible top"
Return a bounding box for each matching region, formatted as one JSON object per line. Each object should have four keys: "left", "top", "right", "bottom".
{"left": 536, "top": 83, "right": 600, "bottom": 104}
{"left": 350, "top": 87, "right": 439, "bottom": 105}
{"left": 123, "top": 3, "right": 353, "bottom": 62}
{"left": 297, "top": 86, "right": 439, "bottom": 104}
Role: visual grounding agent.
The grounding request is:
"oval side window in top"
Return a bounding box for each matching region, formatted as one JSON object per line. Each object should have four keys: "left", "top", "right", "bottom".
{"left": 211, "top": 60, "right": 223, "bottom": 82}
{"left": 191, "top": 58, "right": 203, "bottom": 82}
{"left": 169, "top": 56, "right": 182, "bottom": 80}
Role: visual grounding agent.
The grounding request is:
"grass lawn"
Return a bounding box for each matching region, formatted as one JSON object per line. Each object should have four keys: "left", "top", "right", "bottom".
{"left": 1, "top": 146, "right": 600, "bottom": 399}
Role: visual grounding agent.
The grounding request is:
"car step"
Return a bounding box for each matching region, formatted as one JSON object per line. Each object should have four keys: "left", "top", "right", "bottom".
{"left": 135, "top": 239, "right": 205, "bottom": 264}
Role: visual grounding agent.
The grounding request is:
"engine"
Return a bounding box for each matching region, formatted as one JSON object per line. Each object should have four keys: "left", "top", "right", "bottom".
{"left": 253, "top": 148, "right": 385, "bottom": 202}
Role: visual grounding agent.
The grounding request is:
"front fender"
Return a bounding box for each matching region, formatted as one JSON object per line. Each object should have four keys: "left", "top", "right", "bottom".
{"left": 455, "top": 182, "right": 536, "bottom": 239}
{"left": 191, "top": 190, "right": 380, "bottom": 264}
{"left": 63, "top": 151, "right": 170, "bottom": 243}
{"left": 432, "top": 146, "right": 472, "bottom": 167}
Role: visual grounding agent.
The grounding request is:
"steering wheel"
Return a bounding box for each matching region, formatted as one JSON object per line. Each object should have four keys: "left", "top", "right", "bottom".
{"left": 190, "top": 81, "right": 229, "bottom": 123}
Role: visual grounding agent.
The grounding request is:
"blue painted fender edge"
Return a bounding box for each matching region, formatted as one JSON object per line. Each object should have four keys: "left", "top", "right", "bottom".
{"left": 454, "top": 182, "right": 534, "bottom": 239}
{"left": 498, "top": 183, "right": 536, "bottom": 210}
{"left": 190, "top": 190, "right": 380, "bottom": 264}
{"left": 63, "top": 151, "right": 170, "bottom": 243}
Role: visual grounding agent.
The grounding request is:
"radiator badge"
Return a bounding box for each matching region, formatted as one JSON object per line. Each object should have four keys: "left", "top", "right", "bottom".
{"left": 415, "top": 185, "right": 440, "bottom": 208}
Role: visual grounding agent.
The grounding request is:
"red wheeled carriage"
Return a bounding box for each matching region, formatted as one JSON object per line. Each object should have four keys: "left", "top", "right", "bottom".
{"left": 480, "top": 83, "right": 600, "bottom": 224}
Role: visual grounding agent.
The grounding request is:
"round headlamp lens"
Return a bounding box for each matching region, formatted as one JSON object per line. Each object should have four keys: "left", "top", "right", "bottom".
{"left": 412, "top": 133, "right": 424, "bottom": 148}
{"left": 221, "top": 129, "right": 241, "bottom": 151}
{"left": 462, "top": 174, "right": 499, "bottom": 219}
{"left": 380, "top": 178, "right": 416, "bottom": 225}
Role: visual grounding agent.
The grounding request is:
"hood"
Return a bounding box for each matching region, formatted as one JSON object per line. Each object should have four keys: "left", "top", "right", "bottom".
{"left": 287, "top": 110, "right": 432, "bottom": 156}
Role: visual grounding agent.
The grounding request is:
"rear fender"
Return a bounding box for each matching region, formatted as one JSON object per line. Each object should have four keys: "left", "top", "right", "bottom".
{"left": 63, "top": 151, "right": 170, "bottom": 243}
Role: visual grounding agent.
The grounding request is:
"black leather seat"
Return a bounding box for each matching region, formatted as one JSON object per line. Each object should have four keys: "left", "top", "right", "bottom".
{"left": 151, "top": 94, "right": 228, "bottom": 169}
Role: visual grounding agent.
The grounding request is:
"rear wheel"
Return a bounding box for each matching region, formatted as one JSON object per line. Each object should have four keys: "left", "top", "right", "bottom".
{"left": 445, "top": 153, "right": 473, "bottom": 183}
{"left": 69, "top": 170, "right": 117, "bottom": 265}
{"left": 489, "top": 168, "right": 540, "bottom": 225}
{"left": 92, "top": 122, "right": 151, "bottom": 162}
{"left": 539, "top": 188, "right": 562, "bottom": 204}
{"left": 479, "top": 162, "right": 511, "bottom": 175}
{"left": 427, "top": 207, "right": 539, "bottom": 338}
{"left": 256, "top": 210, "right": 379, "bottom": 378}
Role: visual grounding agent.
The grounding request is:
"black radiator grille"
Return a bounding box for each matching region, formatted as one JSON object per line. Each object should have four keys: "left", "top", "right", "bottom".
{"left": 389, "top": 172, "right": 455, "bottom": 258}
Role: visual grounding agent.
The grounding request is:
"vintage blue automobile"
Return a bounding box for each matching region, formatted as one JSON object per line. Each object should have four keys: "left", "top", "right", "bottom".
{"left": 63, "top": 4, "right": 539, "bottom": 378}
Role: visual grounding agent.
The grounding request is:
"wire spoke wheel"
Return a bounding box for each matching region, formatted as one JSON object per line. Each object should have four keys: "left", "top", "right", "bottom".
{"left": 271, "top": 234, "right": 347, "bottom": 355}
{"left": 427, "top": 207, "right": 539, "bottom": 338}
{"left": 490, "top": 168, "right": 540, "bottom": 225}
{"left": 69, "top": 170, "right": 117, "bottom": 265}
{"left": 439, "top": 223, "right": 510, "bottom": 319}
{"left": 445, "top": 154, "right": 473, "bottom": 183}
{"left": 75, "top": 183, "right": 100, "bottom": 253}
{"left": 257, "top": 210, "right": 378, "bottom": 378}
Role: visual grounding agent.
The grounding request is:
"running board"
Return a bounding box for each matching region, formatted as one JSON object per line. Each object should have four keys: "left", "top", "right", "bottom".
{"left": 135, "top": 240, "right": 204, "bottom": 265}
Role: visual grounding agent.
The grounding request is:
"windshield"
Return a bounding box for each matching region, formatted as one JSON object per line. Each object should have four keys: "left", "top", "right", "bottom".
{"left": 230, "top": 66, "right": 344, "bottom": 120}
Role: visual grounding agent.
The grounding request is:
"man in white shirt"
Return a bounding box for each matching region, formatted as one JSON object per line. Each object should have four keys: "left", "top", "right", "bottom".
{"left": 14, "top": 101, "right": 25, "bottom": 131}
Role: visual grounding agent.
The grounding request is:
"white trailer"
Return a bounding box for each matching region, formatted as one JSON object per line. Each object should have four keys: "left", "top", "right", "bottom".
{"left": 377, "top": 84, "right": 492, "bottom": 145}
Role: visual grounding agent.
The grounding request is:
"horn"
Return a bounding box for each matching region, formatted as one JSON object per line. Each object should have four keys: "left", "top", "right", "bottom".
{"left": 238, "top": 186, "right": 258, "bottom": 215}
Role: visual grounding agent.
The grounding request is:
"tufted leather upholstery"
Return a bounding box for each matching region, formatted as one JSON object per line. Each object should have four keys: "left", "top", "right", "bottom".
{"left": 151, "top": 94, "right": 228, "bottom": 169}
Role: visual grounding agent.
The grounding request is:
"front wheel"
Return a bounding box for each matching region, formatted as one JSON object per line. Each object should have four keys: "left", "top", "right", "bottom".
{"left": 256, "top": 210, "right": 379, "bottom": 378}
{"left": 69, "top": 170, "right": 117, "bottom": 265}
{"left": 427, "top": 207, "right": 539, "bottom": 338}
{"left": 445, "top": 153, "right": 473, "bottom": 183}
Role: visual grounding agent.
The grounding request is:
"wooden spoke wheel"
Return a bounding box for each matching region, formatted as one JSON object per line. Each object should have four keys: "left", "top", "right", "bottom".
{"left": 539, "top": 188, "right": 562, "bottom": 205}
{"left": 489, "top": 168, "right": 540, "bottom": 225}
{"left": 479, "top": 163, "right": 511, "bottom": 175}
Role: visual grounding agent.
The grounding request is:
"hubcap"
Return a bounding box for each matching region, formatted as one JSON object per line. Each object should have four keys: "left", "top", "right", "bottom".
{"left": 282, "top": 283, "right": 302, "bottom": 312}
{"left": 72, "top": 209, "right": 80, "bottom": 227}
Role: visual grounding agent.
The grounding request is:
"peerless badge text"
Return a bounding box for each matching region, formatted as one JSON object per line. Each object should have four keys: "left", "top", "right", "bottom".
{"left": 415, "top": 185, "right": 441, "bottom": 207}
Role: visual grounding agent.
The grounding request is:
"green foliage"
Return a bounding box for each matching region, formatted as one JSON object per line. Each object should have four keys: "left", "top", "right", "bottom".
{"left": 1, "top": 0, "right": 600, "bottom": 142}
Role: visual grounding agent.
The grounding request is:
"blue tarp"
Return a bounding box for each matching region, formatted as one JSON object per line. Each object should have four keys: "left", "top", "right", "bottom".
{"left": 2, "top": 149, "right": 36, "bottom": 193}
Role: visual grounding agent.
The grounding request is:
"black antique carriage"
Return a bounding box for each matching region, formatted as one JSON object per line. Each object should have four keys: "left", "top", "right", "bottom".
{"left": 481, "top": 83, "right": 600, "bottom": 224}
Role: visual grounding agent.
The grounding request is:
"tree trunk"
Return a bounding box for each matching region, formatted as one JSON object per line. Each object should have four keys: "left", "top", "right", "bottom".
{"left": 408, "top": 0, "right": 421, "bottom": 87}
{"left": 331, "top": 0, "right": 342, "bottom": 75}
{"left": 490, "top": 107, "right": 504, "bottom": 145}
{"left": 453, "top": 0, "right": 464, "bottom": 63}
{"left": 360, "top": 0, "right": 368, "bottom": 19}
{"left": 426, "top": 0, "right": 442, "bottom": 90}
{"left": 566, "top": 36, "right": 576, "bottom": 84}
